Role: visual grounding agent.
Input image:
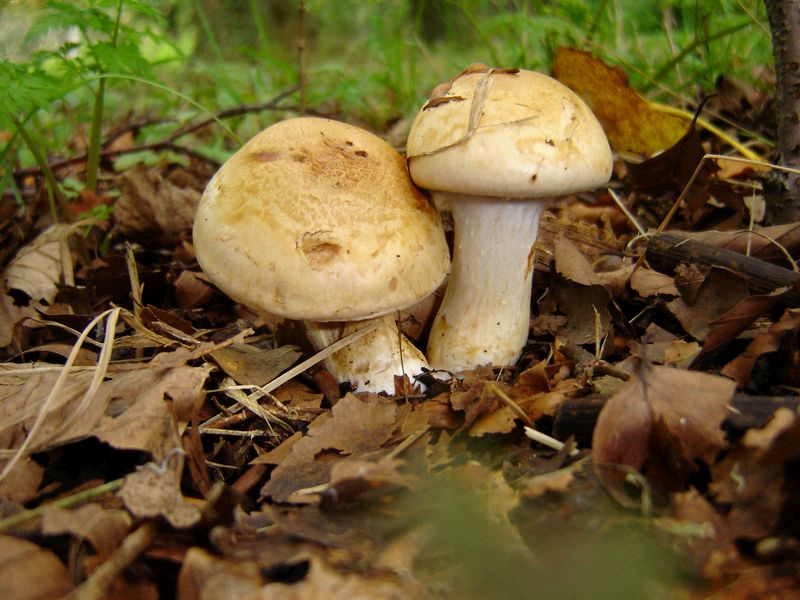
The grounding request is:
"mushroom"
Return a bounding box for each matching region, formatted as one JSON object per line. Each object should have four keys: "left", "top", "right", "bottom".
{"left": 194, "top": 117, "right": 449, "bottom": 393}
{"left": 406, "top": 65, "right": 612, "bottom": 372}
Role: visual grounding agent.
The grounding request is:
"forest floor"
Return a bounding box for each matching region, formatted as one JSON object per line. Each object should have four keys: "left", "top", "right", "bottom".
{"left": 1, "top": 49, "right": 799, "bottom": 599}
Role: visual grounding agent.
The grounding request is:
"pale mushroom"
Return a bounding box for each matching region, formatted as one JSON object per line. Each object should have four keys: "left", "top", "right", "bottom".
{"left": 406, "top": 65, "right": 612, "bottom": 372}
{"left": 194, "top": 117, "right": 449, "bottom": 393}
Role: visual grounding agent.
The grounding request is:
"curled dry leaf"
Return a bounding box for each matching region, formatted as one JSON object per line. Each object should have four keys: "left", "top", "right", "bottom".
{"left": 667, "top": 267, "right": 749, "bottom": 341}
{"left": 210, "top": 343, "right": 301, "bottom": 387}
{"left": 0, "top": 222, "right": 90, "bottom": 347}
{"left": 41, "top": 503, "right": 132, "bottom": 558}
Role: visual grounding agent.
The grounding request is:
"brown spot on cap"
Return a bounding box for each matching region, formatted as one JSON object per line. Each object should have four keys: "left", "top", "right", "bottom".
{"left": 250, "top": 151, "right": 281, "bottom": 162}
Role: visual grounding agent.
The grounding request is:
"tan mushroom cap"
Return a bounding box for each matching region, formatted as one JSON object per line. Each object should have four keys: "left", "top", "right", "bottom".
{"left": 193, "top": 117, "right": 449, "bottom": 322}
{"left": 406, "top": 66, "right": 612, "bottom": 198}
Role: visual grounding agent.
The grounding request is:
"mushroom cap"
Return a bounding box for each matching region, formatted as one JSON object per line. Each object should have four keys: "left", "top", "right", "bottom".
{"left": 193, "top": 117, "right": 449, "bottom": 322}
{"left": 406, "top": 66, "right": 613, "bottom": 198}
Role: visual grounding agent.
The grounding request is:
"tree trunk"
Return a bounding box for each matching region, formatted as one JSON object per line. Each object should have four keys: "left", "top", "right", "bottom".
{"left": 764, "top": 0, "right": 800, "bottom": 223}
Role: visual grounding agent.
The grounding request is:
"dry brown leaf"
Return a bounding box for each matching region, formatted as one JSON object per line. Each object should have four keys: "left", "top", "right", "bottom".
{"left": 702, "top": 289, "right": 790, "bottom": 355}
{"left": 646, "top": 367, "right": 734, "bottom": 464}
{"left": 519, "top": 464, "right": 578, "bottom": 499}
{"left": 173, "top": 270, "right": 214, "bottom": 309}
{"left": 550, "top": 277, "right": 611, "bottom": 345}
{"left": 0, "top": 222, "right": 91, "bottom": 347}
{"left": 113, "top": 165, "right": 201, "bottom": 245}
{"left": 41, "top": 503, "right": 131, "bottom": 557}
{"left": 255, "top": 555, "right": 420, "bottom": 600}
{"left": 210, "top": 343, "right": 301, "bottom": 387}
{"left": 3, "top": 223, "right": 86, "bottom": 303}
{"left": 0, "top": 456, "right": 43, "bottom": 504}
{"left": 261, "top": 393, "right": 398, "bottom": 503}
{"left": 721, "top": 308, "right": 800, "bottom": 385}
{"left": 593, "top": 365, "right": 734, "bottom": 498}
{"left": 552, "top": 47, "right": 687, "bottom": 156}
{"left": 0, "top": 535, "right": 74, "bottom": 599}
{"left": 591, "top": 367, "right": 653, "bottom": 494}
{"left": 0, "top": 352, "right": 212, "bottom": 485}
{"left": 554, "top": 236, "right": 598, "bottom": 286}
{"left": 319, "top": 456, "right": 416, "bottom": 506}
{"left": 667, "top": 268, "right": 749, "bottom": 340}
{"left": 630, "top": 267, "right": 679, "bottom": 297}
{"left": 177, "top": 547, "right": 263, "bottom": 600}
{"left": 118, "top": 454, "right": 201, "bottom": 528}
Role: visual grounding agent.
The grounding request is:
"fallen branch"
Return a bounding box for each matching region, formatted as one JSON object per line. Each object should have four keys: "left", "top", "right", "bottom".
{"left": 645, "top": 231, "right": 800, "bottom": 304}
{"left": 554, "top": 393, "right": 800, "bottom": 446}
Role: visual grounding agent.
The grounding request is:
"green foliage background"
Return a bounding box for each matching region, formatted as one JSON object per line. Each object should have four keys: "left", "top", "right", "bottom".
{"left": 0, "top": 0, "right": 774, "bottom": 187}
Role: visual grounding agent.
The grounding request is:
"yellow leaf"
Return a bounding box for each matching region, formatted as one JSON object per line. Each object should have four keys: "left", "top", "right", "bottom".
{"left": 552, "top": 47, "right": 688, "bottom": 156}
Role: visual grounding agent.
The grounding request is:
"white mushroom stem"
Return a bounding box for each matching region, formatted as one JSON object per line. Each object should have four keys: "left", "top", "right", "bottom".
{"left": 427, "top": 194, "right": 546, "bottom": 372}
{"left": 304, "top": 315, "right": 429, "bottom": 394}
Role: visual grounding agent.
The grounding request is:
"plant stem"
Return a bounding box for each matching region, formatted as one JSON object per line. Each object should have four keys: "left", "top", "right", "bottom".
{"left": 84, "top": 0, "right": 123, "bottom": 192}
{"left": 11, "top": 116, "right": 67, "bottom": 221}
{"left": 0, "top": 478, "right": 124, "bottom": 533}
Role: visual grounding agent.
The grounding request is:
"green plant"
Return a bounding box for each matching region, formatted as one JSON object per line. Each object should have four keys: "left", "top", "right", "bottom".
{"left": 1, "top": 0, "right": 176, "bottom": 220}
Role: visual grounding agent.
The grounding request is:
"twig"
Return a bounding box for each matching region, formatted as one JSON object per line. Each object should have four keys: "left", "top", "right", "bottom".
{"left": 645, "top": 231, "right": 800, "bottom": 304}
{"left": 0, "top": 478, "right": 124, "bottom": 534}
{"left": 69, "top": 521, "right": 156, "bottom": 600}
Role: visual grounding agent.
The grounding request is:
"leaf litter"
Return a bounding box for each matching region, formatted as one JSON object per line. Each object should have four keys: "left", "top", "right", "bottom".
{"left": 1, "top": 48, "right": 800, "bottom": 600}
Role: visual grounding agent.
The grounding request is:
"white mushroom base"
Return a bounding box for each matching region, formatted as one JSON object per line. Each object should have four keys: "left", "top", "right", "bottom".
{"left": 305, "top": 315, "right": 429, "bottom": 394}
{"left": 427, "top": 195, "right": 545, "bottom": 372}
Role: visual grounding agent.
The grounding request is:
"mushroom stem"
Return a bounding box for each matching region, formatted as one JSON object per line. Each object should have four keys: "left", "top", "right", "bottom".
{"left": 427, "top": 195, "right": 546, "bottom": 372}
{"left": 304, "top": 315, "right": 429, "bottom": 394}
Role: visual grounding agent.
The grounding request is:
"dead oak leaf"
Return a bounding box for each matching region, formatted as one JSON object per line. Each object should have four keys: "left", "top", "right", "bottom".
{"left": 261, "top": 393, "right": 398, "bottom": 503}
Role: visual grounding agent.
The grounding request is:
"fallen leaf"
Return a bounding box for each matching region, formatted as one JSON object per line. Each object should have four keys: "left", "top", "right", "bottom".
{"left": 701, "top": 288, "right": 789, "bottom": 354}
{"left": 721, "top": 308, "right": 800, "bottom": 386}
{"left": 261, "top": 393, "right": 398, "bottom": 503}
{"left": 118, "top": 453, "right": 202, "bottom": 528}
{"left": 0, "top": 535, "right": 74, "bottom": 599}
{"left": 593, "top": 364, "right": 734, "bottom": 500}
{"left": 41, "top": 503, "right": 132, "bottom": 557}
{"left": 552, "top": 47, "right": 687, "bottom": 156}
{"left": 113, "top": 165, "right": 201, "bottom": 245}
{"left": 667, "top": 268, "right": 749, "bottom": 340}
